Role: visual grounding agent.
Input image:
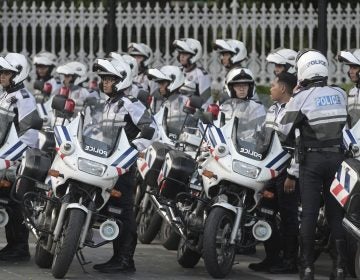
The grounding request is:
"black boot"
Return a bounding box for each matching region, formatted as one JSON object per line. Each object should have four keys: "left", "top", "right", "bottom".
{"left": 299, "top": 238, "right": 315, "bottom": 280}
{"left": 269, "top": 235, "right": 299, "bottom": 274}
{"left": 93, "top": 237, "right": 122, "bottom": 270}
{"left": 329, "top": 239, "right": 347, "bottom": 280}
{"left": 97, "top": 255, "right": 136, "bottom": 273}
{"left": 248, "top": 240, "right": 281, "bottom": 272}
{"left": 93, "top": 256, "right": 119, "bottom": 271}
{"left": 0, "top": 243, "right": 30, "bottom": 262}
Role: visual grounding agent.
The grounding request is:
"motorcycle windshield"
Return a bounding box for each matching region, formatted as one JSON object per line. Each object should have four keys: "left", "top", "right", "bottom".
{"left": 164, "top": 94, "right": 198, "bottom": 138}
{"left": 231, "top": 104, "right": 267, "bottom": 161}
{"left": 0, "top": 107, "right": 15, "bottom": 146}
{"left": 81, "top": 101, "right": 121, "bottom": 158}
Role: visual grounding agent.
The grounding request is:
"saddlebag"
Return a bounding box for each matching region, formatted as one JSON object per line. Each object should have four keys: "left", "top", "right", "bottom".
{"left": 144, "top": 142, "right": 172, "bottom": 188}
{"left": 334, "top": 158, "right": 360, "bottom": 225}
{"left": 157, "top": 149, "right": 196, "bottom": 200}
{"left": 16, "top": 148, "right": 52, "bottom": 199}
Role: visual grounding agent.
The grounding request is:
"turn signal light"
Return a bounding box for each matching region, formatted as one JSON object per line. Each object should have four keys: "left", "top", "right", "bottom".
{"left": 263, "top": 190, "right": 274, "bottom": 199}
{"left": 110, "top": 189, "right": 122, "bottom": 198}
{"left": 0, "top": 179, "right": 11, "bottom": 188}
{"left": 48, "top": 169, "right": 63, "bottom": 178}
{"left": 202, "top": 169, "right": 218, "bottom": 180}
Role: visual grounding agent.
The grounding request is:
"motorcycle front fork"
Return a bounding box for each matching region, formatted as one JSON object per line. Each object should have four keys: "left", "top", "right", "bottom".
{"left": 230, "top": 206, "right": 244, "bottom": 245}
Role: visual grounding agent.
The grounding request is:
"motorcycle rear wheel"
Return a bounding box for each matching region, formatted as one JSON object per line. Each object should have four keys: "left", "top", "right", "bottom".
{"left": 51, "top": 209, "right": 86, "bottom": 279}
{"left": 137, "top": 204, "right": 163, "bottom": 244}
{"left": 177, "top": 237, "right": 201, "bottom": 268}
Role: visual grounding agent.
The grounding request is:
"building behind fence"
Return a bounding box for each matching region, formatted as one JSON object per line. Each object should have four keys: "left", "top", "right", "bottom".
{"left": 1, "top": 0, "right": 359, "bottom": 89}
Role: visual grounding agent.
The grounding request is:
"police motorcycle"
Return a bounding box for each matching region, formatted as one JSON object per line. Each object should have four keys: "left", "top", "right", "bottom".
{"left": 330, "top": 120, "right": 360, "bottom": 278}
{"left": 166, "top": 108, "right": 291, "bottom": 278}
{"left": 14, "top": 99, "right": 150, "bottom": 279}
{"left": 0, "top": 108, "right": 29, "bottom": 229}
{"left": 135, "top": 96, "right": 202, "bottom": 245}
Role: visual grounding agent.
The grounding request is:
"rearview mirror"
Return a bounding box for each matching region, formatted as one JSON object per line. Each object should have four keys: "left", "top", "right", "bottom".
{"left": 51, "top": 95, "right": 67, "bottom": 111}
{"left": 189, "top": 95, "right": 203, "bottom": 109}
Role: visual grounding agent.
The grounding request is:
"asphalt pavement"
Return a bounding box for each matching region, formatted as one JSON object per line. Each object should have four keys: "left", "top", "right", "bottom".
{"left": 0, "top": 229, "right": 345, "bottom": 280}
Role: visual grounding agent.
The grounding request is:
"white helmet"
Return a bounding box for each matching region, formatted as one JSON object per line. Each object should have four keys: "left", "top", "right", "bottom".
{"left": 266, "top": 48, "right": 297, "bottom": 74}
{"left": 296, "top": 49, "right": 328, "bottom": 85}
{"left": 110, "top": 52, "right": 139, "bottom": 78}
{"left": 0, "top": 53, "right": 30, "bottom": 85}
{"left": 337, "top": 49, "right": 360, "bottom": 66}
{"left": 225, "top": 67, "right": 255, "bottom": 99}
{"left": 56, "top": 61, "right": 88, "bottom": 86}
{"left": 93, "top": 58, "right": 132, "bottom": 92}
{"left": 147, "top": 65, "right": 184, "bottom": 94}
{"left": 33, "top": 51, "right": 57, "bottom": 66}
{"left": 173, "top": 38, "right": 202, "bottom": 64}
{"left": 127, "top": 43, "right": 153, "bottom": 68}
{"left": 214, "top": 39, "right": 247, "bottom": 65}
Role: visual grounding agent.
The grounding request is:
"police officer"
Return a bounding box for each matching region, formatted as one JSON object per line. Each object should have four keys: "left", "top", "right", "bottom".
{"left": 127, "top": 43, "right": 155, "bottom": 93}
{"left": 221, "top": 67, "right": 266, "bottom": 129}
{"left": 110, "top": 52, "right": 150, "bottom": 108}
{"left": 56, "top": 61, "right": 98, "bottom": 114}
{"left": 33, "top": 51, "right": 61, "bottom": 103}
{"left": 266, "top": 48, "right": 297, "bottom": 76}
{"left": 146, "top": 65, "right": 188, "bottom": 138}
{"left": 337, "top": 49, "right": 360, "bottom": 128}
{"left": 91, "top": 58, "right": 158, "bottom": 273}
{"left": 173, "top": 38, "right": 213, "bottom": 109}
{"left": 0, "top": 53, "right": 42, "bottom": 261}
{"left": 277, "top": 49, "right": 347, "bottom": 280}
{"left": 213, "top": 39, "right": 249, "bottom": 104}
{"left": 249, "top": 72, "right": 299, "bottom": 273}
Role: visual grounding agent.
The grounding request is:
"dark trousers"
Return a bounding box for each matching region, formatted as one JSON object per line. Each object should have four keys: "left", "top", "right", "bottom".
{"left": 261, "top": 170, "right": 300, "bottom": 260}
{"left": 0, "top": 186, "right": 29, "bottom": 247}
{"left": 107, "top": 167, "right": 137, "bottom": 259}
{"left": 299, "top": 151, "right": 345, "bottom": 265}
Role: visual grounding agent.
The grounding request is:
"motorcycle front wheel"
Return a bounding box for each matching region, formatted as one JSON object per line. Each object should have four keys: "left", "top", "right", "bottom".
{"left": 51, "top": 208, "right": 86, "bottom": 279}
{"left": 203, "top": 207, "right": 235, "bottom": 278}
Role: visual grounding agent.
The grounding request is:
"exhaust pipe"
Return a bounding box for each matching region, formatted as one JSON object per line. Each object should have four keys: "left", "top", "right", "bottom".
{"left": 0, "top": 208, "right": 8, "bottom": 227}
{"left": 342, "top": 217, "right": 360, "bottom": 240}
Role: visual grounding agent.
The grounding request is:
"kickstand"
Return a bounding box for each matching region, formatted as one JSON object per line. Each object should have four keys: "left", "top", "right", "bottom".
{"left": 76, "top": 249, "right": 91, "bottom": 273}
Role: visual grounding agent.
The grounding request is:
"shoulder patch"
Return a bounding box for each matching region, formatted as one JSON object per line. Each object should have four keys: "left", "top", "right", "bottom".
{"left": 20, "top": 89, "right": 30, "bottom": 99}
{"left": 329, "top": 84, "right": 345, "bottom": 92}
{"left": 197, "top": 66, "right": 208, "bottom": 75}
{"left": 126, "top": 95, "right": 138, "bottom": 103}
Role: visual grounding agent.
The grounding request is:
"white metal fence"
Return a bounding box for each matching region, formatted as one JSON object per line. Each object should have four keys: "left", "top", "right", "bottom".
{"left": 1, "top": 1, "right": 359, "bottom": 89}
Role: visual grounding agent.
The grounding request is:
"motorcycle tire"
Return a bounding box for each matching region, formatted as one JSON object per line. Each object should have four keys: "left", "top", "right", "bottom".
{"left": 162, "top": 223, "right": 181, "bottom": 250}
{"left": 346, "top": 233, "right": 357, "bottom": 278}
{"left": 203, "top": 207, "right": 235, "bottom": 278}
{"left": 51, "top": 209, "right": 86, "bottom": 279}
{"left": 134, "top": 175, "right": 145, "bottom": 218}
{"left": 177, "top": 237, "right": 201, "bottom": 268}
{"left": 138, "top": 209, "right": 163, "bottom": 244}
{"left": 355, "top": 243, "right": 360, "bottom": 279}
{"left": 34, "top": 240, "right": 53, "bottom": 268}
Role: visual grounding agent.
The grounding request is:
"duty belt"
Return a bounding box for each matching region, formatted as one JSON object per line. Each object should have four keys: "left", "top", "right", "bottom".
{"left": 306, "top": 146, "right": 342, "bottom": 153}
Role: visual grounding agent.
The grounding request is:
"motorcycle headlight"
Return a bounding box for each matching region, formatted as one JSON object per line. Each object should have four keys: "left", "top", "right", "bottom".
{"left": 78, "top": 157, "right": 107, "bottom": 176}
{"left": 232, "top": 160, "right": 261, "bottom": 179}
